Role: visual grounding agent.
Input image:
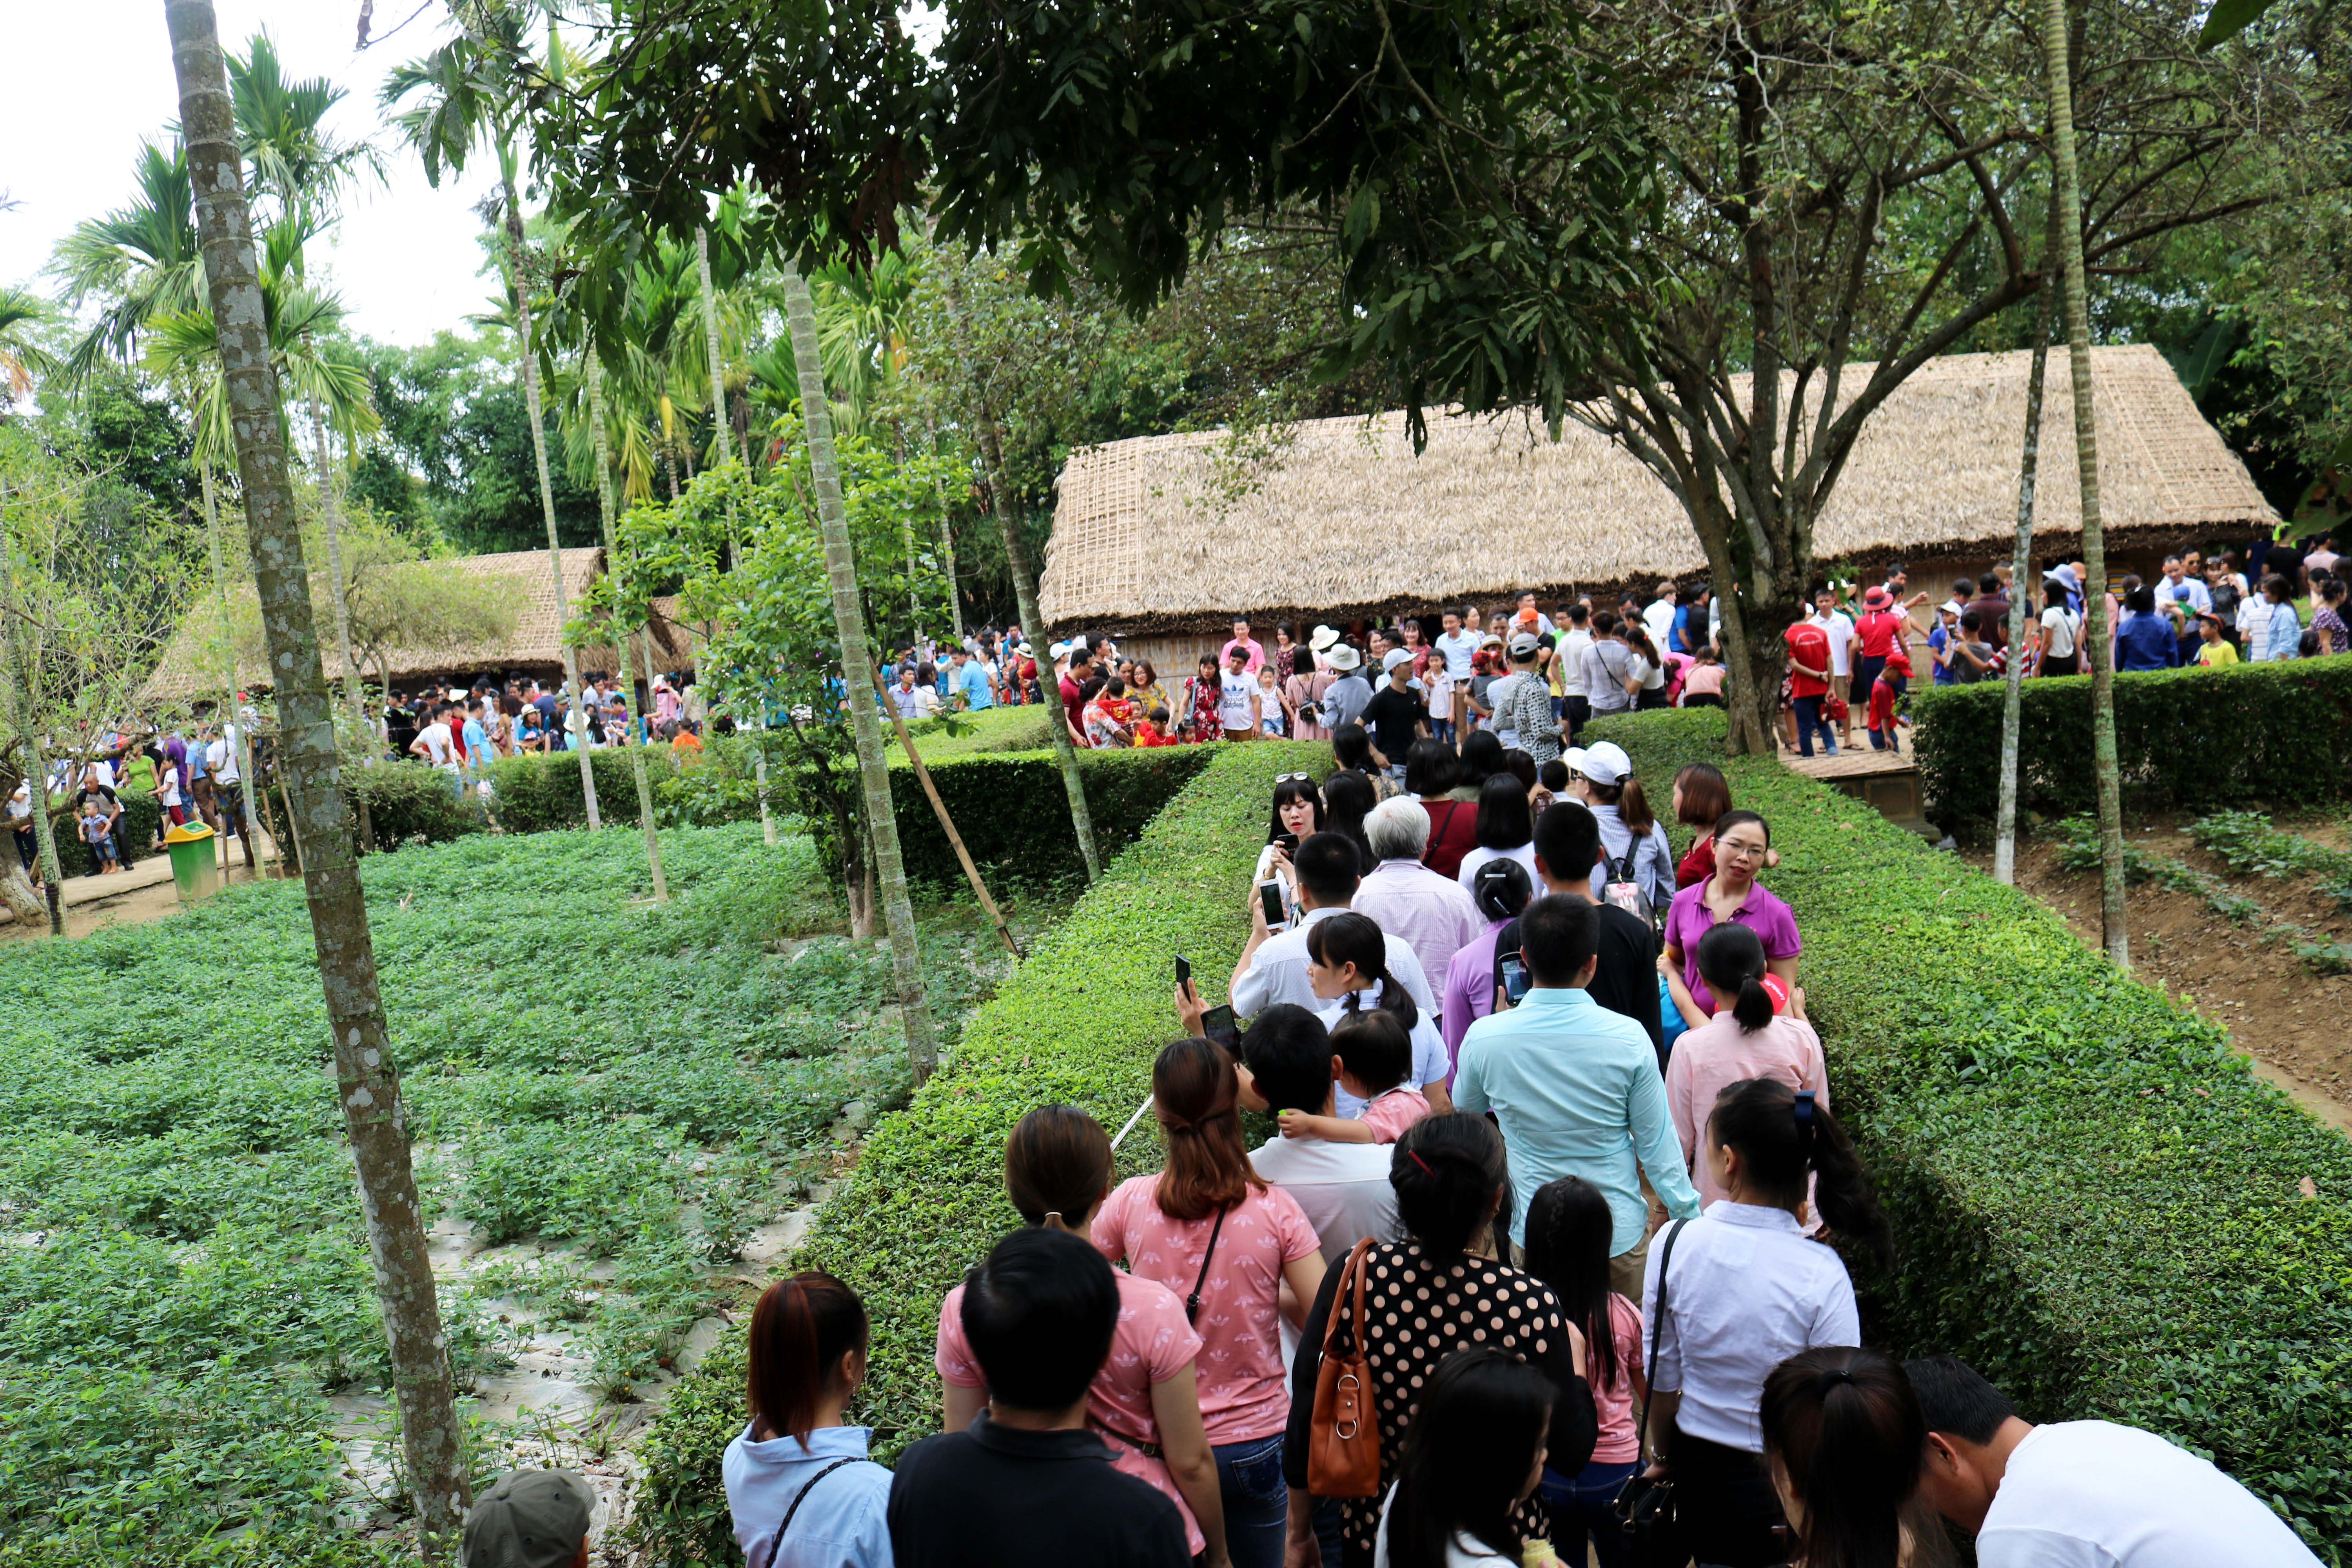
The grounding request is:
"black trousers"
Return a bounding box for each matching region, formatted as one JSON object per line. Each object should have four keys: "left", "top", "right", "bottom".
{"left": 1671, "top": 1428, "right": 1790, "bottom": 1567}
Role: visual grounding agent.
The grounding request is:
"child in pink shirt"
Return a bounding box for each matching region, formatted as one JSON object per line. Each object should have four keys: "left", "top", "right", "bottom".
{"left": 1665, "top": 923, "right": 1828, "bottom": 1207}
{"left": 1274, "top": 1010, "right": 1432, "bottom": 1145}
{"left": 935, "top": 1105, "right": 1229, "bottom": 1561}
{"left": 1522, "top": 1175, "right": 1647, "bottom": 1565}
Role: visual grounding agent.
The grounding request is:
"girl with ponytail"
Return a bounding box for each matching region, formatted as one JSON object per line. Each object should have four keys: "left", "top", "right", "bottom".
{"left": 724, "top": 1271, "right": 893, "bottom": 1568}
{"left": 934, "top": 1105, "right": 1229, "bottom": 1565}
{"left": 1665, "top": 923, "right": 1829, "bottom": 1207}
{"left": 1760, "top": 1347, "right": 1950, "bottom": 1568}
{"left": 1285, "top": 1114, "right": 1597, "bottom": 1566}
{"left": 1640, "top": 1079, "right": 1894, "bottom": 1568}
{"left": 1093, "top": 1039, "right": 1326, "bottom": 1568}
{"left": 1305, "top": 911, "right": 1455, "bottom": 1115}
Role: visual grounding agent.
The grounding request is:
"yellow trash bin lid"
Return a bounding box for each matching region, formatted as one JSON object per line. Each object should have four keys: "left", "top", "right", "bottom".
{"left": 163, "top": 822, "right": 216, "bottom": 844}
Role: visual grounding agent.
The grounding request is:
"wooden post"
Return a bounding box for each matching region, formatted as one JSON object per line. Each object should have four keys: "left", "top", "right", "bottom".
{"left": 871, "top": 666, "right": 1022, "bottom": 958}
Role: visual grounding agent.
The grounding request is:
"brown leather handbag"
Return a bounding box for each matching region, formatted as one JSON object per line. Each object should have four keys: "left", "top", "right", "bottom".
{"left": 1307, "top": 1238, "right": 1380, "bottom": 1498}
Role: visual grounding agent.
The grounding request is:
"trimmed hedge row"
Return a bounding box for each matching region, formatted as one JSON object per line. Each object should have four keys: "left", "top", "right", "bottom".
{"left": 265, "top": 759, "right": 493, "bottom": 855}
{"left": 886, "top": 704, "right": 1055, "bottom": 760}
{"left": 626, "top": 738, "right": 1330, "bottom": 1564}
{"left": 1911, "top": 655, "right": 2352, "bottom": 840}
{"left": 1591, "top": 708, "right": 2352, "bottom": 1554}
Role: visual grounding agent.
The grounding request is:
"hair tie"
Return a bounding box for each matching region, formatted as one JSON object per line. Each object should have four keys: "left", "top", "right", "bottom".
{"left": 1409, "top": 1151, "right": 1435, "bottom": 1176}
{"left": 1793, "top": 1089, "right": 1817, "bottom": 1147}
{"left": 1042, "top": 1210, "right": 1065, "bottom": 1229}
{"left": 1816, "top": 1367, "right": 1855, "bottom": 1392}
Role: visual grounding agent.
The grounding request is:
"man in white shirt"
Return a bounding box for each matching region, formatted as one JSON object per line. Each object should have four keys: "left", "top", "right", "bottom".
{"left": 2158, "top": 554, "right": 2212, "bottom": 615}
{"left": 1907, "top": 1356, "right": 2321, "bottom": 1568}
{"left": 1216, "top": 646, "right": 1261, "bottom": 740}
{"left": 1555, "top": 604, "right": 1595, "bottom": 744}
{"left": 1806, "top": 587, "right": 1859, "bottom": 744}
{"left": 1230, "top": 831, "right": 1437, "bottom": 1018}
{"left": 410, "top": 702, "right": 463, "bottom": 797}
{"left": 1511, "top": 590, "right": 1555, "bottom": 638}
{"left": 1642, "top": 584, "right": 1679, "bottom": 648}
{"left": 1432, "top": 608, "right": 1480, "bottom": 682}
{"left": 1235, "top": 1003, "right": 1399, "bottom": 1264}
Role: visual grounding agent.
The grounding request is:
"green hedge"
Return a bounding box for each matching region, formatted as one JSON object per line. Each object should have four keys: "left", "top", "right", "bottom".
{"left": 263, "top": 760, "right": 492, "bottom": 858}
{"left": 626, "top": 739, "right": 1330, "bottom": 1565}
{"left": 885, "top": 704, "right": 1055, "bottom": 760}
{"left": 486, "top": 730, "right": 1216, "bottom": 891}
{"left": 1911, "top": 655, "right": 2352, "bottom": 841}
{"left": 1597, "top": 708, "right": 2352, "bottom": 1555}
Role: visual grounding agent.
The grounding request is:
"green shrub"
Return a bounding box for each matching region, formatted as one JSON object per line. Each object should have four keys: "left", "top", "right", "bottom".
{"left": 260, "top": 762, "right": 492, "bottom": 858}
{"left": 1910, "top": 656, "right": 2352, "bottom": 840}
{"left": 1598, "top": 707, "right": 2352, "bottom": 1554}
{"left": 483, "top": 745, "right": 686, "bottom": 835}
{"left": 885, "top": 704, "right": 1054, "bottom": 760}
{"left": 625, "top": 739, "right": 1330, "bottom": 1565}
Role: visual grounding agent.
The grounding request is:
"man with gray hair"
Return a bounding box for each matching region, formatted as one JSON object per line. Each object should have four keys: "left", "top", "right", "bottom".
{"left": 1352, "top": 796, "right": 1485, "bottom": 1016}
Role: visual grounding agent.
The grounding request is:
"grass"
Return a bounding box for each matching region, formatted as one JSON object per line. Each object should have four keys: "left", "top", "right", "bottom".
{"left": 0, "top": 822, "right": 1037, "bottom": 1566}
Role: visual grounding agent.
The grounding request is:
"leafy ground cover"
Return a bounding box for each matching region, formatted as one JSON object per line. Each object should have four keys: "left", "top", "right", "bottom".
{"left": 0, "top": 822, "right": 1034, "bottom": 1566}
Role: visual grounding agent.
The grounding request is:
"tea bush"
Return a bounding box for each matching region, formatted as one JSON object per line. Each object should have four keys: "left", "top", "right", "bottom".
{"left": 0, "top": 821, "right": 1035, "bottom": 1564}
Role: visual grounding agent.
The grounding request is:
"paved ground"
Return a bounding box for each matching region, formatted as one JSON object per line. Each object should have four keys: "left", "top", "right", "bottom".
{"left": 5, "top": 829, "right": 289, "bottom": 940}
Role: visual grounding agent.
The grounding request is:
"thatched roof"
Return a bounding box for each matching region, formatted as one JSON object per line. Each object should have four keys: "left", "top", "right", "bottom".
{"left": 1039, "top": 344, "right": 2280, "bottom": 636}
{"left": 140, "top": 548, "right": 698, "bottom": 704}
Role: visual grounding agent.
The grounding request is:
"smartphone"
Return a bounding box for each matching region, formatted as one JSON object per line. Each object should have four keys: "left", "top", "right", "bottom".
{"left": 1500, "top": 955, "right": 1532, "bottom": 1005}
{"left": 1199, "top": 1004, "right": 1241, "bottom": 1052}
{"left": 1274, "top": 831, "right": 1299, "bottom": 854}
{"left": 1258, "top": 880, "right": 1287, "bottom": 929}
{"left": 1175, "top": 954, "right": 1192, "bottom": 988}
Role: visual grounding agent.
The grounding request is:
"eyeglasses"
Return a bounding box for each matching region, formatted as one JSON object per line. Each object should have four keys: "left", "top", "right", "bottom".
{"left": 1719, "top": 839, "right": 1769, "bottom": 861}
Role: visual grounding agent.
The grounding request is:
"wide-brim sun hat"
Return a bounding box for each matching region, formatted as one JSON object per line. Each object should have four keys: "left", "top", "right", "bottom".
{"left": 1862, "top": 586, "right": 1893, "bottom": 611}
{"left": 1015, "top": 642, "right": 1034, "bottom": 657}
{"left": 1325, "top": 643, "right": 1363, "bottom": 671}
{"left": 1565, "top": 740, "right": 1633, "bottom": 787}
{"left": 1310, "top": 624, "right": 1341, "bottom": 652}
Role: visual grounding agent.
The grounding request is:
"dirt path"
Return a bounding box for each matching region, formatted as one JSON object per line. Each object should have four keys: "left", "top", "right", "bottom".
{"left": 4, "top": 831, "right": 289, "bottom": 941}
{"left": 1969, "top": 821, "right": 2352, "bottom": 1134}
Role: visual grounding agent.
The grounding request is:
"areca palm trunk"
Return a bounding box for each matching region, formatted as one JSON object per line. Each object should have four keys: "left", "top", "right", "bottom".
{"left": 166, "top": 3, "right": 468, "bottom": 1555}
{"left": 695, "top": 225, "right": 775, "bottom": 844}
{"left": 1994, "top": 270, "right": 2058, "bottom": 885}
{"left": 305, "top": 388, "right": 374, "bottom": 854}
{"left": 500, "top": 170, "right": 599, "bottom": 829}
{"left": 779, "top": 259, "right": 939, "bottom": 1083}
{"left": 587, "top": 355, "right": 669, "bottom": 902}
{"left": 202, "top": 462, "right": 263, "bottom": 873}
{"left": 2040, "top": 0, "right": 2129, "bottom": 966}
{"left": 0, "top": 489, "right": 65, "bottom": 933}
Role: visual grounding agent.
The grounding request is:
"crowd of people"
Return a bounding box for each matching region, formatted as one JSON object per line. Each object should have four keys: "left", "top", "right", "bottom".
{"left": 385, "top": 670, "right": 713, "bottom": 796}
{"left": 638, "top": 731, "right": 2317, "bottom": 1568}
{"left": 10, "top": 720, "right": 256, "bottom": 880}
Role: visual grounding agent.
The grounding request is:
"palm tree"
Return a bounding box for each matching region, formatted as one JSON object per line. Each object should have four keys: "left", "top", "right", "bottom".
{"left": 47, "top": 141, "right": 205, "bottom": 388}
{"left": 162, "top": 2, "right": 466, "bottom": 1553}
{"left": 385, "top": 7, "right": 603, "bottom": 828}
{"left": 2040, "top": 0, "right": 2128, "bottom": 965}
{"left": 227, "top": 29, "right": 383, "bottom": 221}
{"left": 0, "top": 287, "right": 55, "bottom": 408}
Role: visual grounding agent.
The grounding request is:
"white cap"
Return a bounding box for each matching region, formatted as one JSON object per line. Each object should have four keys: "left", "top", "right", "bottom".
{"left": 1049, "top": 640, "right": 1071, "bottom": 659}
{"left": 1381, "top": 648, "right": 1415, "bottom": 673}
{"left": 1565, "top": 740, "right": 1633, "bottom": 787}
{"left": 1508, "top": 631, "right": 1541, "bottom": 657}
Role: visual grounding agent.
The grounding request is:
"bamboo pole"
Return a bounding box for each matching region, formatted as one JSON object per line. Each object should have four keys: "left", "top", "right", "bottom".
{"left": 871, "top": 665, "right": 1021, "bottom": 958}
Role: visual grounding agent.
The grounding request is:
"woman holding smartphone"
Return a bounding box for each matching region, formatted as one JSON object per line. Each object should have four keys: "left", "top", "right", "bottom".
{"left": 1254, "top": 774, "right": 1323, "bottom": 927}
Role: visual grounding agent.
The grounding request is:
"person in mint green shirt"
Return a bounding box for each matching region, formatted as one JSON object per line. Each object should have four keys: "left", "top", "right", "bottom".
{"left": 1453, "top": 893, "right": 1700, "bottom": 1300}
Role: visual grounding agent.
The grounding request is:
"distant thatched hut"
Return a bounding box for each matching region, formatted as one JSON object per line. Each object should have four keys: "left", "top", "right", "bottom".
{"left": 140, "top": 547, "right": 697, "bottom": 707}
{"left": 1040, "top": 344, "right": 2279, "bottom": 672}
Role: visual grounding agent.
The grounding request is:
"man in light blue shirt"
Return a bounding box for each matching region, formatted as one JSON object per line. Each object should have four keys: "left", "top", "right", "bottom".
{"left": 949, "top": 646, "right": 995, "bottom": 710}
{"left": 1454, "top": 893, "right": 1699, "bottom": 1298}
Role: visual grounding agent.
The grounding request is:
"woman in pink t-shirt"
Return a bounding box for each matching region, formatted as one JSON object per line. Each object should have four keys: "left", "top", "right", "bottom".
{"left": 1665, "top": 923, "right": 1828, "bottom": 1209}
{"left": 1523, "top": 1176, "right": 1646, "bottom": 1568}
{"left": 935, "top": 1105, "right": 1229, "bottom": 1565}
{"left": 1093, "top": 1037, "right": 1327, "bottom": 1568}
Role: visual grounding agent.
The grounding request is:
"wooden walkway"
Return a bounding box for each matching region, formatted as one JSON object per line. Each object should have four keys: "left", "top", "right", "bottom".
{"left": 1779, "top": 742, "right": 1934, "bottom": 833}
{"left": 1780, "top": 744, "right": 1916, "bottom": 782}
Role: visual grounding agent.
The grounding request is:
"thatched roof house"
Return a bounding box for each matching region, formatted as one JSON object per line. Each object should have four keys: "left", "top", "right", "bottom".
{"left": 141, "top": 547, "right": 697, "bottom": 705}
{"left": 1039, "top": 344, "right": 2279, "bottom": 641}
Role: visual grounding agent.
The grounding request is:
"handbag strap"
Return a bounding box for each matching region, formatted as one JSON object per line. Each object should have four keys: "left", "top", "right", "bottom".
{"left": 1185, "top": 1205, "right": 1231, "bottom": 1325}
{"left": 1319, "top": 1238, "right": 1377, "bottom": 1358}
{"left": 761, "top": 1457, "right": 861, "bottom": 1568}
{"left": 1636, "top": 1219, "right": 1691, "bottom": 1461}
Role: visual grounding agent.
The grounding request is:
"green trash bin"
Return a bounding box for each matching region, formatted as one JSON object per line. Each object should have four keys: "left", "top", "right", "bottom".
{"left": 163, "top": 822, "right": 220, "bottom": 904}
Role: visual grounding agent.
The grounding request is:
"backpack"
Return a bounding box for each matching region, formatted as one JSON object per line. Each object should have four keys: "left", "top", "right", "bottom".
{"left": 1603, "top": 848, "right": 1656, "bottom": 928}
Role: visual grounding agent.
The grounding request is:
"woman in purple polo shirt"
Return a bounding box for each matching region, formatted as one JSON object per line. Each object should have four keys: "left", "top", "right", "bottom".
{"left": 1661, "top": 810, "right": 1800, "bottom": 1029}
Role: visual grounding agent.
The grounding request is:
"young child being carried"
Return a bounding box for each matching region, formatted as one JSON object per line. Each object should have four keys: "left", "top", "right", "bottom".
{"left": 1276, "top": 1009, "right": 1430, "bottom": 1144}
{"left": 81, "top": 803, "right": 120, "bottom": 873}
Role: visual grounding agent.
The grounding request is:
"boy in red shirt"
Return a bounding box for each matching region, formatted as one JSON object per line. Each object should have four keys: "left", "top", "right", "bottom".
{"left": 1131, "top": 706, "right": 1177, "bottom": 747}
{"left": 1782, "top": 617, "right": 1838, "bottom": 757}
{"left": 1866, "top": 621, "right": 1914, "bottom": 751}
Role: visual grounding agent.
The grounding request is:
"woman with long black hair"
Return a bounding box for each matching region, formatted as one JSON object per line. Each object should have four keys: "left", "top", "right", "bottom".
{"left": 1641, "top": 1078, "right": 1894, "bottom": 1568}
{"left": 1522, "top": 1178, "right": 1645, "bottom": 1568}
{"left": 1374, "top": 1348, "right": 1559, "bottom": 1568}
{"left": 1760, "top": 1347, "right": 1951, "bottom": 1568}
{"left": 1256, "top": 774, "right": 1327, "bottom": 926}
{"left": 1319, "top": 768, "right": 1381, "bottom": 876}
{"left": 1285, "top": 1114, "right": 1596, "bottom": 1567}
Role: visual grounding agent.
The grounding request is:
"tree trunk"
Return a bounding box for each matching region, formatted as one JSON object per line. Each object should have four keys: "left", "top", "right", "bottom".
{"left": 2040, "top": 0, "right": 2129, "bottom": 967}
{"left": 972, "top": 410, "right": 1102, "bottom": 878}
{"left": 305, "top": 389, "right": 375, "bottom": 855}
{"left": 201, "top": 462, "right": 262, "bottom": 873}
{"left": 0, "top": 591, "right": 64, "bottom": 933}
{"left": 1995, "top": 269, "right": 2059, "bottom": 884}
{"left": 779, "top": 259, "right": 940, "bottom": 1084}
{"left": 587, "top": 357, "right": 669, "bottom": 903}
{"left": 693, "top": 229, "right": 775, "bottom": 845}
{"left": 500, "top": 169, "right": 599, "bottom": 831}
{"left": 932, "top": 427, "right": 965, "bottom": 646}
{"left": 167, "top": 5, "right": 469, "bottom": 1554}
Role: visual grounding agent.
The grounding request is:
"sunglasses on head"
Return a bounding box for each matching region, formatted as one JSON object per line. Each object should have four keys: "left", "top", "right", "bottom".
{"left": 1276, "top": 772, "right": 1313, "bottom": 784}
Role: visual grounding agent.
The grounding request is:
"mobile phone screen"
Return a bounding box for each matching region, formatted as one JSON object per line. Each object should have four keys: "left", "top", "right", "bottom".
{"left": 1259, "top": 881, "right": 1286, "bottom": 928}
{"left": 1200, "top": 1005, "right": 1241, "bottom": 1051}
{"left": 1501, "top": 955, "right": 1531, "bottom": 1005}
{"left": 1175, "top": 954, "right": 1192, "bottom": 988}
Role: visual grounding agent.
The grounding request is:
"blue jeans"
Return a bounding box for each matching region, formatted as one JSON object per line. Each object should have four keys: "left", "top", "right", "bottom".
{"left": 1433, "top": 717, "right": 1455, "bottom": 746}
{"left": 1791, "top": 695, "right": 1837, "bottom": 757}
{"left": 1541, "top": 1458, "right": 1639, "bottom": 1568}
{"left": 1214, "top": 1434, "right": 1288, "bottom": 1568}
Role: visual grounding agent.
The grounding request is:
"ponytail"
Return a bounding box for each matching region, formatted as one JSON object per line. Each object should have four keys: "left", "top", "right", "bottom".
{"left": 1617, "top": 775, "right": 1656, "bottom": 841}
{"left": 1761, "top": 1348, "right": 1926, "bottom": 1568}
{"left": 1708, "top": 1079, "right": 1893, "bottom": 1269}
{"left": 746, "top": 1271, "right": 870, "bottom": 1450}
{"left": 1307, "top": 911, "right": 1420, "bottom": 1031}
{"left": 1151, "top": 1035, "right": 1265, "bottom": 1221}
{"left": 1696, "top": 922, "right": 1774, "bottom": 1034}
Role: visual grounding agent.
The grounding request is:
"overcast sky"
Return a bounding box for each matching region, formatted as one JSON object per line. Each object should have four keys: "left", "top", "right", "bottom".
{"left": 2, "top": 2, "right": 504, "bottom": 347}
